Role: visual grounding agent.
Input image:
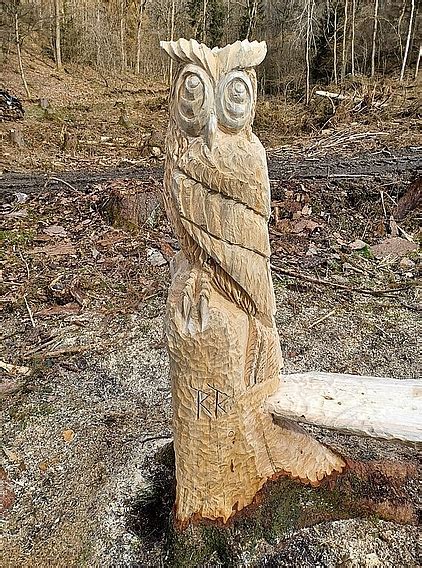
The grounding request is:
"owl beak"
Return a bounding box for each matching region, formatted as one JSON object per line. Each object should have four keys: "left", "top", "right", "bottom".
{"left": 205, "top": 112, "right": 217, "bottom": 151}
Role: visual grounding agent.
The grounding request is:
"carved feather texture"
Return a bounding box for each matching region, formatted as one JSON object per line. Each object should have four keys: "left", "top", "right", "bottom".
{"left": 162, "top": 39, "right": 276, "bottom": 321}
{"left": 160, "top": 38, "right": 267, "bottom": 80}
{"left": 178, "top": 136, "right": 270, "bottom": 218}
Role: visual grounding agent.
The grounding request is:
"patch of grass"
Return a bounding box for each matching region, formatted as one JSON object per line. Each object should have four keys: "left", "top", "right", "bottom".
{"left": 0, "top": 229, "right": 35, "bottom": 246}
{"left": 354, "top": 246, "right": 373, "bottom": 259}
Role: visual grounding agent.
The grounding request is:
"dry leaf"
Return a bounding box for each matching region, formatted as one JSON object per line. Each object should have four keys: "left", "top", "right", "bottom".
{"left": 29, "top": 243, "right": 76, "bottom": 256}
{"left": 62, "top": 429, "right": 75, "bottom": 443}
{"left": 44, "top": 225, "right": 67, "bottom": 237}
{"left": 349, "top": 239, "right": 369, "bottom": 250}
{"left": 292, "top": 219, "right": 320, "bottom": 234}
{"left": 160, "top": 241, "right": 176, "bottom": 260}
{"left": 4, "top": 208, "right": 28, "bottom": 219}
{"left": 97, "top": 230, "right": 127, "bottom": 247}
{"left": 39, "top": 461, "right": 49, "bottom": 472}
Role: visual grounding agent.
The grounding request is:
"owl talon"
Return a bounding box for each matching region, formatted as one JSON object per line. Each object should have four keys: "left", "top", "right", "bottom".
{"left": 182, "top": 268, "right": 198, "bottom": 330}
{"left": 198, "top": 294, "right": 209, "bottom": 332}
{"left": 182, "top": 294, "right": 192, "bottom": 321}
{"left": 198, "top": 267, "right": 211, "bottom": 331}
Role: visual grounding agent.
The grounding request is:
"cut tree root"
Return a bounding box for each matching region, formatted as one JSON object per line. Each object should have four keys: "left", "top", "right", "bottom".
{"left": 131, "top": 442, "right": 419, "bottom": 566}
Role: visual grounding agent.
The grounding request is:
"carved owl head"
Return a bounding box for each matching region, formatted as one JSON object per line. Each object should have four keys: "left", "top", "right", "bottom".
{"left": 160, "top": 38, "right": 266, "bottom": 147}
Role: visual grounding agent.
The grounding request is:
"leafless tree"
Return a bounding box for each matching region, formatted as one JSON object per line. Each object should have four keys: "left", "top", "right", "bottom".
{"left": 53, "top": 0, "right": 63, "bottom": 71}
{"left": 341, "top": 0, "right": 349, "bottom": 81}
{"left": 400, "top": 0, "right": 416, "bottom": 82}
{"left": 371, "top": 0, "right": 379, "bottom": 76}
{"left": 15, "top": 11, "right": 31, "bottom": 97}
{"left": 350, "top": 0, "right": 356, "bottom": 76}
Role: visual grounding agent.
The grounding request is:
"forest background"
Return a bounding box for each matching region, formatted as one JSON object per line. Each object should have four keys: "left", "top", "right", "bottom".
{"left": 3, "top": 0, "right": 421, "bottom": 104}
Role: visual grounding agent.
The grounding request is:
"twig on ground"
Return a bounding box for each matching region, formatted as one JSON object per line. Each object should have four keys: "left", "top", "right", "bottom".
{"left": 309, "top": 309, "right": 336, "bottom": 329}
{"left": 398, "top": 300, "right": 421, "bottom": 312}
{"left": 372, "top": 322, "right": 393, "bottom": 339}
{"left": 141, "top": 434, "right": 172, "bottom": 446}
{"left": 397, "top": 225, "right": 415, "bottom": 242}
{"left": 0, "top": 360, "right": 31, "bottom": 376}
{"left": 380, "top": 190, "right": 388, "bottom": 221}
{"left": 24, "top": 336, "right": 64, "bottom": 356}
{"left": 16, "top": 247, "right": 30, "bottom": 279}
{"left": 328, "top": 174, "right": 373, "bottom": 179}
{"left": 23, "top": 295, "right": 36, "bottom": 327}
{"left": 46, "top": 176, "right": 78, "bottom": 192}
{"left": 22, "top": 343, "right": 110, "bottom": 360}
{"left": 272, "top": 265, "right": 411, "bottom": 297}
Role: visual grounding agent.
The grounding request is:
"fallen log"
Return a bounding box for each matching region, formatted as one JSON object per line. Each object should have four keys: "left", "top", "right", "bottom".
{"left": 267, "top": 372, "right": 422, "bottom": 444}
{"left": 315, "top": 90, "right": 351, "bottom": 101}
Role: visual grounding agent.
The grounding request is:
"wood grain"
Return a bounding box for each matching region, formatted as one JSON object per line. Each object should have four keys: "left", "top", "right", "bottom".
{"left": 267, "top": 372, "right": 422, "bottom": 444}
{"left": 161, "top": 38, "right": 345, "bottom": 525}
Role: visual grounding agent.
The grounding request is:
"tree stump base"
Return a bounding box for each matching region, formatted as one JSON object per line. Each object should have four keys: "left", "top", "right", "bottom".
{"left": 167, "top": 253, "right": 344, "bottom": 525}
{"left": 131, "top": 442, "right": 419, "bottom": 567}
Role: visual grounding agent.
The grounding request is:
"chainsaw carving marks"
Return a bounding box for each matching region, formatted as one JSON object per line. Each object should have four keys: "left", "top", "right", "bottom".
{"left": 161, "top": 38, "right": 345, "bottom": 525}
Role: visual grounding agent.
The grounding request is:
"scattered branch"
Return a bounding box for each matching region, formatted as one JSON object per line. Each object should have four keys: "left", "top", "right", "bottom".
{"left": 272, "top": 266, "right": 412, "bottom": 297}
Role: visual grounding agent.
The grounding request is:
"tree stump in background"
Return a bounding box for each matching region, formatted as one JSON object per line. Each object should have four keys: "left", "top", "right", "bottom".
{"left": 102, "top": 180, "right": 161, "bottom": 233}
{"left": 9, "top": 128, "right": 25, "bottom": 148}
{"left": 61, "top": 127, "right": 78, "bottom": 154}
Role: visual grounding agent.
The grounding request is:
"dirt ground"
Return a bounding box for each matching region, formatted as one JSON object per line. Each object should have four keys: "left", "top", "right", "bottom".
{"left": 1, "top": 49, "right": 421, "bottom": 567}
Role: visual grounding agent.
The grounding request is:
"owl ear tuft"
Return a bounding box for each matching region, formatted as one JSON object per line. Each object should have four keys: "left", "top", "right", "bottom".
{"left": 160, "top": 39, "right": 218, "bottom": 80}
{"left": 216, "top": 40, "right": 267, "bottom": 73}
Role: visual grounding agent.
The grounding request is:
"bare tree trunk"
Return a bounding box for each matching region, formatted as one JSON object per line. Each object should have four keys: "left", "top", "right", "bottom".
{"left": 120, "top": 0, "right": 127, "bottom": 72}
{"left": 371, "top": 0, "right": 379, "bottom": 77}
{"left": 400, "top": 0, "right": 416, "bottom": 82}
{"left": 397, "top": 0, "right": 407, "bottom": 59}
{"left": 350, "top": 0, "right": 356, "bottom": 77}
{"left": 333, "top": 5, "right": 338, "bottom": 84}
{"left": 305, "top": 0, "right": 313, "bottom": 104}
{"left": 54, "top": 0, "right": 63, "bottom": 71}
{"left": 341, "top": 0, "right": 348, "bottom": 81}
{"left": 415, "top": 44, "right": 422, "bottom": 79}
{"left": 246, "top": 0, "right": 258, "bottom": 40}
{"left": 168, "top": 0, "right": 176, "bottom": 84}
{"left": 14, "top": 13, "right": 31, "bottom": 98}
{"left": 202, "top": 0, "right": 208, "bottom": 43}
{"left": 225, "top": 0, "right": 230, "bottom": 44}
{"left": 136, "top": 0, "right": 146, "bottom": 75}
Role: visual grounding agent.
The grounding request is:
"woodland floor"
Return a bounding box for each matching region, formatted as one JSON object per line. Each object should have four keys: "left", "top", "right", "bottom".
{"left": 1, "top": 53, "right": 421, "bottom": 567}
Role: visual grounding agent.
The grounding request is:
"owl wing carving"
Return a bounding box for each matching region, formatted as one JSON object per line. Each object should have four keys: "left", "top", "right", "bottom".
{"left": 170, "top": 136, "right": 276, "bottom": 321}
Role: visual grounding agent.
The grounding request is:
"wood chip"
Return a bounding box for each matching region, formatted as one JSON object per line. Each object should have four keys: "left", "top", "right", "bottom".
{"left": 35, "top": 303, "right": 81, "bottom": 317}
{"left": 29, "top": 243, "right": 77, "bottom": 256}
{"left": 0, "top": 360, "right": 31, "bottom": 376}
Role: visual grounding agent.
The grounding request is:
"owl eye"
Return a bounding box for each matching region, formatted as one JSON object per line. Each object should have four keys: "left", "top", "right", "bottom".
{"left": 175, "top": 65, "right": 213, "bottom": 136}
{"left": 217, "top": 71, "right": 253, "bottom": 130}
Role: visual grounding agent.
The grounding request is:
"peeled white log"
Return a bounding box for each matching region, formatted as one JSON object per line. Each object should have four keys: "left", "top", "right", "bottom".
{"left": 315, "top": 90, "right": 351, "bottom": 101}
{"left": 267, "top": 372, "right": 422, "bottom": 444}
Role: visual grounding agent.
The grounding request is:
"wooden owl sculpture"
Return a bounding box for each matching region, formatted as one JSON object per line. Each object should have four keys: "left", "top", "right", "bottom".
{"left": 161, "top": 39, "right": 344, "bottom": 525}
{"left": 161, "top": 38, "right": 275, "bottom": 329}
